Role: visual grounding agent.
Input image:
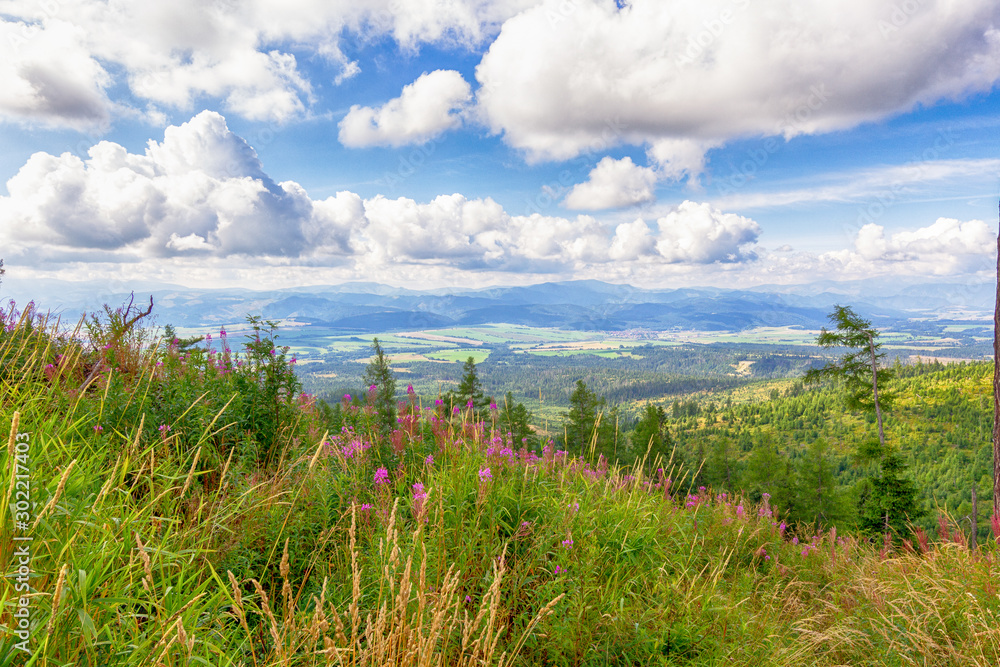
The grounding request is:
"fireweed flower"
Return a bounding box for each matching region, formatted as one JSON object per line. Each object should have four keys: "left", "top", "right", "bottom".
{"left": 424, "top": 454, "right": 434, "bottom": 466}
{"left": 374, "top": 467, "right": 390, "bottom": 486}
{"left": 93, "top": 425, "right": 103, "bottom": 432}
{"left": 158, "top": 424, "right": 171, "bottom": 433}
{"left": 561, "top": 538, "right": 573, "bottom": 549}
{"left": 478, "top": 468, "right": 492, "bottom": 482}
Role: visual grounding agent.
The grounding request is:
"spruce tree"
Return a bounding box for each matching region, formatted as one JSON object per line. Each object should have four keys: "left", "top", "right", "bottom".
{"left": 362, "top": 337, "right": 397, "bottom": 431}
{"left": 795, "top": 438, "right": 849, "bottom": 528}
{"left": 630, "top": 402, "right": 672, "bottom": 466}
{"left": 565, "top": 380, "right": 618, "bottom": 462}
{"left": 806, "top": 305, "right": 919, "bottom": 541}
{"left": 449, "top": 356, "right": 489, "bottom": 415}
{"left": 856, "top": 449, "right": 923, "bottom": 539}
{"left": 499, "top": 391, "right": 534, "bottom": 445}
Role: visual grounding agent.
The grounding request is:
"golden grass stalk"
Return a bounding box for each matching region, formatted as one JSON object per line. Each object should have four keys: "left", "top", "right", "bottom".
{"left": 32, "top": 458, "right": 77, "bottom": 530}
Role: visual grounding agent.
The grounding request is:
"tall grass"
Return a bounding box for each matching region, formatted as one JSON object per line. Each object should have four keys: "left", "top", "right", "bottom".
{"left": 1, "top": 299, "right": 999, "bottom": 665}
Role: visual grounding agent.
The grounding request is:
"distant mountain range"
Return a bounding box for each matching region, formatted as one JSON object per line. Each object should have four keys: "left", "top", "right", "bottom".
{"left": 3, "top": 277, "right": 994, "bottom": 333}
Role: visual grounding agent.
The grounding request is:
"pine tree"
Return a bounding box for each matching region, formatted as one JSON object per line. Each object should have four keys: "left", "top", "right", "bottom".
{"left": 856, "top": 449, "right": 924, "bottom": 540}
{"left": 795, "top": 438, "right": 849, "bottom": 528}
{"left": 566, "top": 380, "right": 600, "bottom": 455}
{"left": 630, "top": 402, "right": 673, "bottom": 467}
{"left": 448, "top": 356, "right": 489, "bottom": 416}
{"left": 499, "top": 391, "right": 534, "bottom": 446}
{"left": 806, "top": 305, "right": 894, "bottom": 447}
{"left": 806, "top": 305, "right": 918, "bottom": 541}
{"left": 564, "top": 380, "right": 618, "bottom": 462}
{"left": 744, "top": 438, "right": 795, "bottom": 512}
{"left": 362, "top": 337, "right": 396, "bottom": 431}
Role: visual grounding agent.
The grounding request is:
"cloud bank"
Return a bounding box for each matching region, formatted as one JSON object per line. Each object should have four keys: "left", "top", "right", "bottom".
{"left": 1, "top": 112, "right": 991, "bottom": 290}
{"left": 2, "top": 112, "right": 761, "bottom": 274}
{"left": 0, "top": 0, "right": 533, "bottom": 128}
{"left": 476, "top": 0, "right": 1000, "bottom": 176}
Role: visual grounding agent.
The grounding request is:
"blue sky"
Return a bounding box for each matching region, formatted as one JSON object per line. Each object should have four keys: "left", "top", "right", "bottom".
{"left": 1, "top": 0, "right": 999, "bottom": 294}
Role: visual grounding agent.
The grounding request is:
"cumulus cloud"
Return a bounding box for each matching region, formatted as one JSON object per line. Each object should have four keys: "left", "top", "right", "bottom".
{"left": 654, "top": 201, "right": 760, "bottom": 263}
{"left": 0, "top": 1, "right": 533, "bottom": 128}
{"left": 338, "top": 70, "right": 472, "bottom": 148}
{"left": 0, "top": 18, "right": 112, "bottom": 129}
{"left": 0, "top": 112, "right": 767, "bottom": 275}
{"left": 564, "top": 156, "right": 657, "bottom": 210}
{"left": 853, "top": 219, "right": 993, "bottom": 265}
{"left": 475, "top": 0, "right": 1000, "bottom": 175}
{"left": 0, "top": 111, "right": 312, "bottom": 257}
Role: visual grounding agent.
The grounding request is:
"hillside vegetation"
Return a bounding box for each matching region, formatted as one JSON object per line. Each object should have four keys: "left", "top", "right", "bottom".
{"left": 668, "top": 361, "right": 993, "bottom": 538}
{"left": 1, "top": 299, "right": 1000, "bottom": 665}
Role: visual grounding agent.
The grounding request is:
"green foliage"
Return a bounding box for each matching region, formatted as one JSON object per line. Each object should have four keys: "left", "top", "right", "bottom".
{"left": 3, "top": 300, "right": 1000, "bottom": 665}
{"left": 564, "top": 379, "right": 620, "bottom": 462}
{"left": 499, "top": 391, "right": 535, "bottom": 446}
{"left": 629, "top": 402, "right": 673, "bottom": 467}
{"left": 362, "top": 337, "right": 397, "bottom": 431}
{"left": 445, "top": 355, "right": 490, "bottom": 416}
{"left": 805, "top": 304, "right": 895, "bottom": 423}
{"left": 231, "top": 316, "right": 303, "bottom": 466}
{"left": 795, "top": 438, "right": 851, "bottom": 528}
{"left": 856, "top": 448, "right": 925, "bottom": 541}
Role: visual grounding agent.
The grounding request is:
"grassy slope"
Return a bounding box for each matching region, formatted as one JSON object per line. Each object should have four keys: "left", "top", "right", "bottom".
{"left": 662, "top": 361, "right": 994, "bottom": 532}
{"left": 1, "top": 307, "right": 999, "bottom": 665}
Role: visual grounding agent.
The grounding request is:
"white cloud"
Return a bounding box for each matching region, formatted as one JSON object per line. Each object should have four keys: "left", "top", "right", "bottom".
{"left": 655, "top": 201, "right": 760, "bottom": 263}
{"left": 475, "top": 0, "right": 1000, "bottom": 176}
{"left": 0, "top": 111, "right": 311, "bottom": 257}
{"left": 0, "top": 112, "right": 767, "bottom": 275}
{"left": 338, "top": 70, "right": 472, "bottom": 148}
{"left": 853, "top": 219, "right": 993, "bottom": 266}
{"left": 0, "top": 1, "right": 534, "bottom": 128}
{"left": 564, "top": 156, "right": 657, "bottom": 210}
{"left": 0, "top": 18, "right": 112, "bottom": 129}
{"left": 713, "top": 158, "right": 1000, "bottom": 210}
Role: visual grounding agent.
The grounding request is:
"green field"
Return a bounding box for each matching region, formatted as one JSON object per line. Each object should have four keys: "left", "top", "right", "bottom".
{"left": 424, "top": 348, "right": 492, "bottom": 363}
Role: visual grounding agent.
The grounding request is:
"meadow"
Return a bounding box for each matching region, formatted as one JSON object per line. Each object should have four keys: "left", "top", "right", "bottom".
{"left": 2, "top": 301, "right": 1000, "bottom": 665}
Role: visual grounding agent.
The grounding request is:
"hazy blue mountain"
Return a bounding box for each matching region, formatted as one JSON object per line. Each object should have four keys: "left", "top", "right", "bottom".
{"left": 1, "top": 277, "right": 990, "bottom": 333}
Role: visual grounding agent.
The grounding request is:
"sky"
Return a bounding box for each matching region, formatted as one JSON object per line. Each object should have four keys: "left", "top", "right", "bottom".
{"left": 1, "top": 0, "right": 999, "bottom": 295}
